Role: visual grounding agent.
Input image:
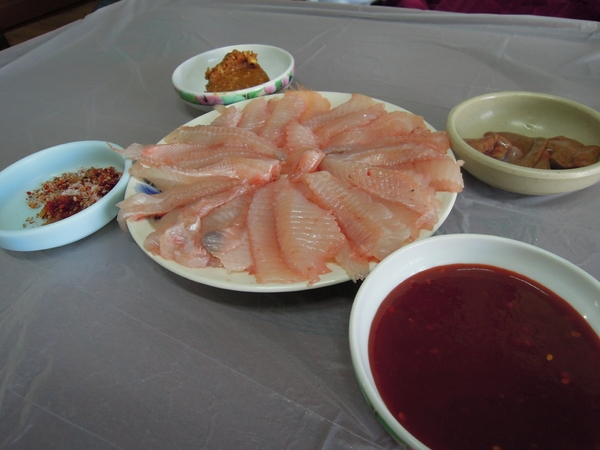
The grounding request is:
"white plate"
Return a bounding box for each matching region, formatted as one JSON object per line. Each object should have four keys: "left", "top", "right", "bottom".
{"left": 124, "top": 92, "right": 458, "bottom": 292}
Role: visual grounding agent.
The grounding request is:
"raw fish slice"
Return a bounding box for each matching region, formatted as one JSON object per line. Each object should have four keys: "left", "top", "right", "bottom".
{"left": 117, "top": 142, "right": 223, "bottom": 166}
{"left": 319, "top": 156, "right": 438, "bottom": 215}
{"left": 259, "top": 92, "right": 306, "bottom": 147}
{"left": 325, "top": 131, "right": 450, "bottom": 155}
{"left": 199, "top": 192, "right": 254, "bottom": 271}
{"left": 237, "top": 97, "right": 270, "bottom": 134}
{"left": 247, "top": 182, "right": 305, "bottom": 284}
{"left": 334, "top": 241, "right": 371, "bottom": 282}
{"left": 158, "top": 213, "right": 211, "bottom": 268}
{"left": 202, "top": 226, "right": 253, "bottom": 272}
{"left": 133, "top": 142, "right": 284, "bottom": 168}
{"left": 143, "top": 207, "right": 184, "bottom": 254}
{"left": 326, "top": 110, "right": 427, "bottom": 147}
{"left": 139, "top": 145, "right": 276, "bottom": 170}
{"left": 314, "top": 103, "right": 386, "bottom": 145}
{"left": 275, "top": 181, "right": 345, "bottom": 284}
{"left": 211, "top": 105, "right": 243, "bottom": 127}
{"left": 116, "top": 176, "right": 241, "bottom": 228}
{"left": 376, "top": 199, "right": 427, "bottom": 239}
{"left": 200, "top": 191, "right": 253, "bottom": 234}
{"left": 163, "top": 125, "right": 286, "bottom": 161}
{"left": 301, "top": 93, "right": 379, "bottom": 129}
{"left": 283, "top": 121, "right": 323, "bottom": 174}
{"left": 158, "top": 183, "right": 255, "bottom": 268}
{"left": 409, "top": 158, "right": 464, "bottom": 192}
{"left": 340, "top": 143, "right": 444, "bottom": 167}
{"left": 288, "top": 149, "right": 325, "bottom": 181}
{"left": 290, "top": 89, "right": 331, "bottom": 123}
{"left": 301, "top": 171, "right": 410, "bottom": 260}
{"left": 130, "top": 156, "right": 281, "bottom": 189}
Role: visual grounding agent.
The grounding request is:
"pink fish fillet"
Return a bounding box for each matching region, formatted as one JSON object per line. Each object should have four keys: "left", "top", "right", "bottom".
{"left": 259, "top": 92, "right": 307, "bottom": 147}
{"left": 334, "top": 241, "right": 371, "bottom": 282}
{"left": 116, "top": 176, "right": 241, "bottom": 229}
{"left": 319, "top": 156, "right": 439, "bottom": 216}
{"left": 300, "top": 171, "right": 410, "bottom": 261}
{"left": 247, "top": 182, "right": 305, "bottom": 284}
{"left": 290, "top": 89, "right": 331, "bottom": 123}
{"left": 283, "top": 121, "right": 323, "bottom": 174}
{"left": 314, "top": 103, "right": 386, "bottom": 145}
{"left": 129, "top": 156, "right": 281, "bottom": 191}
{"left": 156, "top": 183, "right": 255, "bottom": 268}
{"left": 162, "top": 125, "right": 286, "bottom": 161}
{"left": 325, "top": 131, "right": 450, "bottom": 156}
{"left": 237, "top": 97, "right": 270, "bottom": 134}
{"left": 326, "top": 110, "right": 428, "bottom": 148}
{"left": 200, "top": 192, "right": 254, "bottom": 272}
{"left": 275, "top": 181, "right": 345, "bottom": 284}
{"left": 157, "top": 213, "right": 211, "bottom": 268}
{"left": 301, "top": 93, "right": 379, "bottom": 129}
{"left": 211, "top": 105, "right": 243, "bottom": 127}
{"left": 409, "top": 158, "right": 464, "bottom": 192}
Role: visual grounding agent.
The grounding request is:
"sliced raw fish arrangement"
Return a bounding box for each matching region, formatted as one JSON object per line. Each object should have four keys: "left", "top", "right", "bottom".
{"left": 115, "top": 90, "right": 464, "bottom": 286}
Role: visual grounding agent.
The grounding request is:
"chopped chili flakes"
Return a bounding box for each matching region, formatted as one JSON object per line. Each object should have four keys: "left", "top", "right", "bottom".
{"left": 24, "top": 166, "right": 121, "bottom": 226}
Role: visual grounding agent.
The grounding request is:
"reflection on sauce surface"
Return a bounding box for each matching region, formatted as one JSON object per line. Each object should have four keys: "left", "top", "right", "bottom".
{"left": 369, "top": 264, "right": 600, "bottom": 450}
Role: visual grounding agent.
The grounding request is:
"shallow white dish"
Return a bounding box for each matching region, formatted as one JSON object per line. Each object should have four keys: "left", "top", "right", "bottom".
{"left": 0, "top": 141, "right": 131, "bottom": 252}
{"left": 172, "top": 44, "right": 295, "bottom": 111}
{"left": 349, "top": 234, "right": 600, "bottom": 449}
{"left": 124, "top": 92, "right": 458, "bottom": 293}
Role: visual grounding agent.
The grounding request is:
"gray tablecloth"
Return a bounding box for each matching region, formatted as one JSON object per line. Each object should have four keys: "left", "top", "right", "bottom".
{"left": 1, "top": 1, "right": 599, "bottom": 448}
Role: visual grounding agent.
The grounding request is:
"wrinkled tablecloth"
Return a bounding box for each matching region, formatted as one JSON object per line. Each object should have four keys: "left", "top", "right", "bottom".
{"left": 0, "top": 1, "right": 599, "bottom": 448}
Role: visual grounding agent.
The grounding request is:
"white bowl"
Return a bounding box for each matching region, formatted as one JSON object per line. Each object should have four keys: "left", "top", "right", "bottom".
{"left": 0, "top": 141, "right": 131, "bottom": 251}
{"left": 172, "top": 44, "right": 295, "bottom": 111}
{"left": 349, "top": 233, "right": 600, "bottom": 449}
{"left": 446, "top": 91, "right": 600, "bottom": 195}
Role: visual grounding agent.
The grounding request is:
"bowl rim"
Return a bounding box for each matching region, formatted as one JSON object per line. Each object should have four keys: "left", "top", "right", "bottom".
{"left": 0, "top": 140, "right": 131, "bottom": 251}
{"left": 172, "top": 43, "right": 295, "bottom": 101}
{"left": 349, "top": 233, "right": 600, "bottom": 449}
{"left": 446, "top": 91, "right": 600, "bottom": 179}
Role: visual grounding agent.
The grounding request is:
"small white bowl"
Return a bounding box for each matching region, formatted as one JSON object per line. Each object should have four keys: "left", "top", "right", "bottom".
{"left": 349, "top": 233, "right": 600, "bottom": 449}
{"left": 446, "top": 91, "right": 600, "bottom": 195}
{"left": 172, "top": 44, "right": 295, "bottom": 110}
{"left": 0, "top": 141, "right": 131, "bottom": 252}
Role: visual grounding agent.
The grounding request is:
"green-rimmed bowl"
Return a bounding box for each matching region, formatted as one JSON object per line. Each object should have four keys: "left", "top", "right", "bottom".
{"left": 172, "top": 44, "right": 294, "bottom": 111}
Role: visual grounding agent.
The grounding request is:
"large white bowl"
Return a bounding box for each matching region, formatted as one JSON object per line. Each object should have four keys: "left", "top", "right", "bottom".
{"left": 0, "top": 141, "right": 131, "bottom": 251}
{"left": 349, "top": 233, "right": 600, "bottom": 449}
{"left": 446, "top": 91, "right": 600, "bottom": 195}
{"left": 172, "top": 44, "right": 295, "bottom": 111}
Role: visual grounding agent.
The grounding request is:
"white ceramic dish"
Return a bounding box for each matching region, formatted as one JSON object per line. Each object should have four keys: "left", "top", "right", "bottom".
{"left": 0, "top": 141, "right": 131, "bottom": 252}
{"left": 172, "top": 44, "right": 295, "bottom": 111}
{"left": 124, "top": 92, "right": 458, "bottom": 293}
{"left": 349, "top": 233, "right": 600, "bottom": 449}
{"left": 446, "top": 91, "right": 600, "bottom": 195}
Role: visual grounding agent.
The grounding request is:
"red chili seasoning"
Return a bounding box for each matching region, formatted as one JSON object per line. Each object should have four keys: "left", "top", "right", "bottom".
{"left": 369, "top": 263, "right": 600, "bottom": 450}
{"left": 25, "top": 166, "right": 121, "bottom": 226}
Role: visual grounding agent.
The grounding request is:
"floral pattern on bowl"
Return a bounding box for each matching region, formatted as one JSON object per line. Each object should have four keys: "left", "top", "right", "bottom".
{"left": 176, "top": 68, "right": 294, "bottom": 106}
{"left": 172, "top": 44, "right": 295, "bottom": 109}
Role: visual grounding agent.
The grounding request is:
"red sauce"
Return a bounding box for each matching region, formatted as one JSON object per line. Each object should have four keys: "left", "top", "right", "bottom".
{"left": 369, "top": 264, "right": 600, "bottom": 450}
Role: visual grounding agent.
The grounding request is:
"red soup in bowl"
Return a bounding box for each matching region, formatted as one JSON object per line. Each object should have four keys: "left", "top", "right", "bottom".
{"left": 369, "top": 263, "right": 600, "bottom": 450}
{"left": 349, "top": 234, "right": 600, "bottom": 450}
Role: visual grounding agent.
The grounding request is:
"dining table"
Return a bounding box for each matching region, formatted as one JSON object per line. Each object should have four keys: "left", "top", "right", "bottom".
{"left": 1, "top": 0, "right": 599, "bottom": 448}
